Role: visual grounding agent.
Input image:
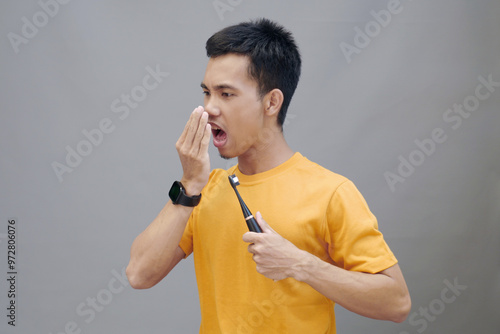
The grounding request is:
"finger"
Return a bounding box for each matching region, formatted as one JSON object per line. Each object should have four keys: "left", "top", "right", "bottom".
{"left": 242, "top": 231, "right": 258, "bottom": 244}
{"left": 177, "top": 106, "right": 201, "bottom": 146}
{"left": 200, "top": 122, "right": 212, "bottom": 155}
{"left": 247, "top": 243, "right": 256, "bottom": 254}
{"left": 255, "top": 212, "right": 275, "bottom": 234}
{"left": 193, "top": 111, "right": 209, "bottom": 154}
{"left": 184, "top": 107, "right": 204, "bottom": 147}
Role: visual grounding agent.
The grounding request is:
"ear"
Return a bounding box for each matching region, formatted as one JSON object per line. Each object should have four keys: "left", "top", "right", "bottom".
{"left": 263, "top": 89, "right": 284, "bottom": 118}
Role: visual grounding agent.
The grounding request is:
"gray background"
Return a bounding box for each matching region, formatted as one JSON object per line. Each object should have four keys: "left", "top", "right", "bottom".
{"left": 1, "top": 0, "right": 499, "bottom": 333}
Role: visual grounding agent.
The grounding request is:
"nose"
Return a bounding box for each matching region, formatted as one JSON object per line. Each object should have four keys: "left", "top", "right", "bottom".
{"left": 204, "top": 95, "right": 220, "bottom": 118}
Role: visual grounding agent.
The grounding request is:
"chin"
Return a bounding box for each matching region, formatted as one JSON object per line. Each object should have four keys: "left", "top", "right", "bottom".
{"left": 216, "top": 145, "right": 237, "bottom": 161}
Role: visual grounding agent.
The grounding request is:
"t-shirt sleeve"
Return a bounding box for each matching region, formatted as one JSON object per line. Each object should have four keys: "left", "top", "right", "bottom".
{"left": 325, "top": 180, "right": 397, "bottom": 273}
{"left": 178, "top": 213, "right": 194, "bottom": 257}
{"left": 178, "top": 168, "right": 224, "bottom": 258}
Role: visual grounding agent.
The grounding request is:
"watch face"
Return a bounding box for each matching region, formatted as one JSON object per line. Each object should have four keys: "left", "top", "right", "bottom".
{"left": 169, "top": 181, "right": 201, "bottom": 206}
{"left": 169, "top": 181, "right": 181, "bottom": 201}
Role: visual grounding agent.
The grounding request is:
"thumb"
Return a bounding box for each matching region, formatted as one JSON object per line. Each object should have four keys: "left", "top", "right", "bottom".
{"left": 255, "top": 212, "right": 275, "bottom": 234}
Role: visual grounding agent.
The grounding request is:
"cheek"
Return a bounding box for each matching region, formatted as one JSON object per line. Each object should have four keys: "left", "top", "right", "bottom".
{"left": 227, "top": 98, "right": 265, "bottom": 141}
{"left": 226, "top": 115, "right": 253, "bottom": 143}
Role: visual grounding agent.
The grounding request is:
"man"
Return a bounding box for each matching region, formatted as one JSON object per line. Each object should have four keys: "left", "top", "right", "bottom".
{"left": 126, "top": 18, "right": 411, "bottom": 333}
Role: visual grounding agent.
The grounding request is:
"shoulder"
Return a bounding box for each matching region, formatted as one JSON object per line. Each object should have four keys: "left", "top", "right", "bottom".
{"left": 202, "top": 166, "right": 237, "bottom": 195}
{"left": 293, "top": 154, "right": 351, "bottom": 192}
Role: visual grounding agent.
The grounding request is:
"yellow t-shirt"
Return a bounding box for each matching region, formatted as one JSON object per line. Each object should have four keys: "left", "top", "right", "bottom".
{"left": 179, "top": 152, "right": 397, "bottom": 333}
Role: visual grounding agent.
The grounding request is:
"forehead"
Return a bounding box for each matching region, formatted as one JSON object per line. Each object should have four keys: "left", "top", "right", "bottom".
{"left": 202, "top": 54, "right": 257, "bottom": 90}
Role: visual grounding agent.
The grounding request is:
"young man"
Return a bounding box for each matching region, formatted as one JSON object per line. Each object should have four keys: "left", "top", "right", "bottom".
{"left": 126, "top": 18, "right": 411, "bottom": 333}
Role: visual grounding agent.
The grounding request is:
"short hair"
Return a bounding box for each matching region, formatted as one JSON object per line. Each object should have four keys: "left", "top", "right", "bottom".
{"left": 206, "top": 18, "right": 301, "bottom": 128}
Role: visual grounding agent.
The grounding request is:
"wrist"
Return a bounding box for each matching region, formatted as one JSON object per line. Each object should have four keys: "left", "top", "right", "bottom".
{"left": 179, "top": 178, "right": 204, "bottom": 196}
{"left": 290, "top": 250, "right": 321, "bottom": 283}
{"left": 169, "top": 180, "right": 202, "bottom": 207}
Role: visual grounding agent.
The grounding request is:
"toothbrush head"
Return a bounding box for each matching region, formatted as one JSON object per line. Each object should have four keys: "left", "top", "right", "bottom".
{"left": 228, "top": 174, "right": 240, "bottom": 187}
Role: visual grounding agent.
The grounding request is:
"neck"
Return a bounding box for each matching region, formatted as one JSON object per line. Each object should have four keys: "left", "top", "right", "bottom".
{"left": 237, "top": 129, "right": 294, "bottom": 175}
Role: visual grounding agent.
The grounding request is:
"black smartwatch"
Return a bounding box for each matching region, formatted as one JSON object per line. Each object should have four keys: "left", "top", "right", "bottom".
{"left": 169, "top": 181, "right": 201, "bottom": 207}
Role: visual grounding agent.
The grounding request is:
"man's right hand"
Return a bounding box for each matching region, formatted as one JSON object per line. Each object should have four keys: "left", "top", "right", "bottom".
{"left": 175, "top": 106, "right": 212, "bottom": 196}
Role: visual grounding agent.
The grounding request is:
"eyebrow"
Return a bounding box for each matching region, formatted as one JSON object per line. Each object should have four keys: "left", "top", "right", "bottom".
{"left": 200, "top": 82, "right": 238, "bottom": 91}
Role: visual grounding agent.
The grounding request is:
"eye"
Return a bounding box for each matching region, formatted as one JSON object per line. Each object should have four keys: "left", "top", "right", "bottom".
{"left": 202, "top": 90, "right": 210, "bottom": 96}
{"left": 221, "top": 92, "right": 233, "bottom": 97}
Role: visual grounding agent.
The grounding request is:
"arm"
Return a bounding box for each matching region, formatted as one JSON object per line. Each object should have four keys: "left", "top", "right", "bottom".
{"left": 297, "top": 256, "right": 410, "bottom": 323}
{"left": 126, "top": 203, "right": 192, "bottom": 289}
{"left": 243, "top": 212, "right": 411, "bottom": 322}
{"left": 126, "top": 107, "right": 211, "bottom": 289}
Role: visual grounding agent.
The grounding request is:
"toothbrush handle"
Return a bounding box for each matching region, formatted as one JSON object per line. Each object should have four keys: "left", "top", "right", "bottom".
{"left": 246, "top": 216, "right": 263, "bottom": 233}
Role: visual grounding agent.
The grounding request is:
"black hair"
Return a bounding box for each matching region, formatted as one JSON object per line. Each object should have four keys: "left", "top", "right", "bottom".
{"left": 206, "top": 18, "right": 301, "bottom": 128}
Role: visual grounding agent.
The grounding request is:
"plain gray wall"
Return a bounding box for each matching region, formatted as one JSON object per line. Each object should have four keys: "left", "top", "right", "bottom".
{"left": 1, "top": 0, "right": 499, "bottom": 333}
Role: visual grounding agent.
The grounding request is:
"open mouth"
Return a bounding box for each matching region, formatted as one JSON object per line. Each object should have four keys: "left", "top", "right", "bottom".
{"left": 210, "top": 124, "right": 227, "bottom": 148}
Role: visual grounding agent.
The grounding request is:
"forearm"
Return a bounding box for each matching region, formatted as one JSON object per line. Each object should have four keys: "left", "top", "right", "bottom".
{"left": 126, "top": 200, "right": 192, "bottom": 289}
{"left": 127, "top": 107, "right": 211, "bottom": 289}
{"left": 292, "top": 251, "right": 411, "bottom": 322}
